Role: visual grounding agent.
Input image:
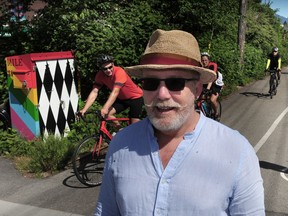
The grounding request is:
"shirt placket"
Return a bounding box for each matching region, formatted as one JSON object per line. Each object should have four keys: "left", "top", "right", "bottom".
{"left": 152, "top": 133, "right": 198, "bottom": 216}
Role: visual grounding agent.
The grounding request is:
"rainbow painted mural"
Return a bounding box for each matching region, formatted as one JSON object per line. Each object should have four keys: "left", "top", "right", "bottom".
{"left": 6, "top": 51, "right": 79, "bottom": 140}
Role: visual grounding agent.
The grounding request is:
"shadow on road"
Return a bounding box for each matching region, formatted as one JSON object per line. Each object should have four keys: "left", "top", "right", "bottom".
{"left": 62, "top": 171, "right": 95, "bottom": 189}
{"left": 240, "top": 92, "right": 271, "bottom": 99}
{"left": 259, "top": 161, "right": 288, "bottom": 173}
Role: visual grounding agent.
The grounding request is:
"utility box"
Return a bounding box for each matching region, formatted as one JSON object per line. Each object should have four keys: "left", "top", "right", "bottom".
{"left": 6, "top": 51, "right": 79, "bottom": 140}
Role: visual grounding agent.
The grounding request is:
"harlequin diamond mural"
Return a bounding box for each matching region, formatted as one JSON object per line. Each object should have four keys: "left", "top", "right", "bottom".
{"left": 6, "top": 51, "right": 79, "bottom": 140}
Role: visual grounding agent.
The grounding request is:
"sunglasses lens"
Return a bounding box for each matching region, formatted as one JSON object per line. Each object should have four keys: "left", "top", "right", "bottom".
{"left": 141, "top": 79, "right": 160, "bottom": 91}
{"left": 102, "top": 65, "right": 113, "bottom": 71}
{"left": 141, "top": 78, "right": 187, "bottom": 91}
{"left": 165, "top": 79, "right": 185, "bottom": 91}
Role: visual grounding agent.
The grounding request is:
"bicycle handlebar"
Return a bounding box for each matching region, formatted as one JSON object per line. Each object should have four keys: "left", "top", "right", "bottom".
{"left": 76, "top": 110, "right": 104, "bottom": 123}
{"left": 76, "top": 110, "right": 130, "bottom": 123}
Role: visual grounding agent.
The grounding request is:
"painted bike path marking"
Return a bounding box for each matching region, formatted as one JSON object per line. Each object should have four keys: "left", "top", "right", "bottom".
{"left": 254, "top": 106, "right": 288, "bottom": 182}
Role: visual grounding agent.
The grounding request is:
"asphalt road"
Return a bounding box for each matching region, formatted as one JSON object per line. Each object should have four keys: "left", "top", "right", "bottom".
{"left": 0, "top": 67, "right": 288, "bottom": 216}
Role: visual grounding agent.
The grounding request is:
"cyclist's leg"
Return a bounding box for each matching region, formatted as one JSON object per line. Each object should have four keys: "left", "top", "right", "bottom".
{"left": 210, "top": 93, "right": 218, "bottom": 115}
{"left": 109, "top": 100, "right": 125, "bottom": 128}
{"left": 277, "top": 70, "right": 280, "bottom": 80}
{"left": 125, "top": 97, "right": 144, "bottom": 124}
{"left": 210, "top": 84, "right": 221, "bottom": 117}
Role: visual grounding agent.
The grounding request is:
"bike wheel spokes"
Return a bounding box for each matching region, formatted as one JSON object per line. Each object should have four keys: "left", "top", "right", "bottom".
{"left": 72, "top": 135, "right": 109, "bottom": 187}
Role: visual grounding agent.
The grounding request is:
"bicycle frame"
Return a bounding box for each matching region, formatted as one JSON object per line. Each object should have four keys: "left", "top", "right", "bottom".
{"left": 195, "top": 90, "right": 221, "bottom": 121}
{"left": 196, "top": 91, "right": 212, "bottom": 116}
{"left": 93, "top": 114, "right": 130, "bottom": 157}
{"left": 73, "top": 110, "right": 130, "bottom": 186}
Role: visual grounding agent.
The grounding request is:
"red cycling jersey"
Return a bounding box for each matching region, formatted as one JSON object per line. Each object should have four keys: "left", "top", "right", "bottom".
{"left": 207, "top": 62, "right": 217, "bottom": 73}
{"left": 94, "top": 66, "right": 143, "bottom": 100}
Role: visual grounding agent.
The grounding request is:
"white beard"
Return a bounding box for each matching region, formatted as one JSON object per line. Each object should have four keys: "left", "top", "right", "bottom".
{"left": 145, "top": 100, "right": 193, "bottom": 132}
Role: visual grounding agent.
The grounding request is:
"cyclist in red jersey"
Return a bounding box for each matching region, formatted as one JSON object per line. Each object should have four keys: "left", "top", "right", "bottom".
{"left": 80, "top": 54, "right": 143, "bottom": 125}
{"left": 201, "top": 52, "right": 223, "bottom": 118}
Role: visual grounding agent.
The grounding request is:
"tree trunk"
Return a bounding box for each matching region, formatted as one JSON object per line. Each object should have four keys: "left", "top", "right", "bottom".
{"left": 238, "top": 0, "right": 248, "bottom": 66}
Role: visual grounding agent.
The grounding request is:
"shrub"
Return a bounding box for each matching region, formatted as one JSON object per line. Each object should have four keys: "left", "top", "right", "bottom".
{"left": 28, "top": 134, "right": 75, "bottom": 174}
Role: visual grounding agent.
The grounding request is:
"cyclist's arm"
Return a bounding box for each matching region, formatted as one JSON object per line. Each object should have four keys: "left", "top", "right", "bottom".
{"left": 207, "top": 62, "right": 217, "bottom": 89}
{"left": 206, "top": 82, "right": 213, "bottom": 90}
{"left": 266, "top": 59, "right": 271, "bottom": 70}
{"left": 278, "top": 57, "right": 281, "bottom": 71}
{"left": 80, "top": 87, "right": 99, "bottom": 115}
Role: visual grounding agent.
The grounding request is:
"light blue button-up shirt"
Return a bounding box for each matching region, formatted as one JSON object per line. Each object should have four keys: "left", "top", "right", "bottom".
{"left": 95, "top": 113, "right": 265, "bottom": 216}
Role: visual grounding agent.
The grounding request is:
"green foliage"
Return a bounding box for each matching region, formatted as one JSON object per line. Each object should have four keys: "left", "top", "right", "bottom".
{"left": 243, "top": 45, "right": 266, "bottom": 80}
{"left": 28, "top": 134, "right": 75, "bottom": 173}
{"left": 0, "top": 71, "right": 8, "bottom": 104}
{"left": 0, "top": 128, "right": 29, "bottom": 156}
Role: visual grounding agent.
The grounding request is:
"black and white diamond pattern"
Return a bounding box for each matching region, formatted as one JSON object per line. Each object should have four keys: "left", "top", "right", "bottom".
{"left": 36, "top": 58, "right": 78, "bottom": 137}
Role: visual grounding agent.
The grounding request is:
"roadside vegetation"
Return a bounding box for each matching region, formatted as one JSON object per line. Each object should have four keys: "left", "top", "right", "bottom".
{"left": 0, "top": 0, "right": 287, "bottom": 176}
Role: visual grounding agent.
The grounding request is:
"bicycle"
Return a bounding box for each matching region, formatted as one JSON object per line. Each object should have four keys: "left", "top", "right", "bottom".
{"left": 72, "top": 110, "right": 130, "bottom": 187}
{"left": 196, "top": 89, "right": 222, "bottom": 121}
{"left": 268, "top": 69, "right": 278, "bottom": 99}
{"left": 0, "top": 100, "right": 11, "bottom": 131}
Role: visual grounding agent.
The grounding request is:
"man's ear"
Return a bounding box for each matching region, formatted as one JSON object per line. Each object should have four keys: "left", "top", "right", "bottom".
{"left": 195, "top": 81, "right": 203, "bottom": 98}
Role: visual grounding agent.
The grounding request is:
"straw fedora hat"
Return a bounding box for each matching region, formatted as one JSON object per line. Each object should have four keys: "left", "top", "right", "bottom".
{"left": 125, "top": 29, "right": 216, "bottom": 84}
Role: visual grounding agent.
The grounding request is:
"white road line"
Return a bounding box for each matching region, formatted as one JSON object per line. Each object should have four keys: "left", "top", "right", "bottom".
{"left": 254, "top": 106, "right": 288, "bottom": 182}
{"left": 280, "top": 173, "right": 288, "bottom": 181}
{"left": 0, "top": 200, "right": 84, "bottom": 216}
{"left": 254, "top": 106, "right": 288, "bottom": 153}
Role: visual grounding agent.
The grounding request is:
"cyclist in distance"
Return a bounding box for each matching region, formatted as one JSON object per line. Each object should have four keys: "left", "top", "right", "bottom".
{"left": 266, "top": 47, "right": 281, "bottom": 86}
{"left": 79, "top": 54, "right": 144, "bottom": 127}
{"left": 200, "top": 52, "right": 224, "bottom": 118}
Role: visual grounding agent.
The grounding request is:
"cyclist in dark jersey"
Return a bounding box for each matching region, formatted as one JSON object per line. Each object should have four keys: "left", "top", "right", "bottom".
{"left": 80, "top": 54, "right": 143, "bottom": 125}
{"left": 201, "top": 52, "right": 223, "bottom": 118}
{"left": 266, "top": 47, "right": 281, "bottom": 82}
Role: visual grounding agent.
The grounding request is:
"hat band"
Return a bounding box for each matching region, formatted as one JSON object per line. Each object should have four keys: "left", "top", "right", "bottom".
{"left": 140, "top": 54, "right": 200, "bottom": 66}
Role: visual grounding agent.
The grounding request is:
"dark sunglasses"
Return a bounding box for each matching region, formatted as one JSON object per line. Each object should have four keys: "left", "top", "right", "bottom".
{"left": 101, "top": 65, "right": 113, "bottom": 71}
{"left": 140, "top": 78, "right": 198, "bottom": 91}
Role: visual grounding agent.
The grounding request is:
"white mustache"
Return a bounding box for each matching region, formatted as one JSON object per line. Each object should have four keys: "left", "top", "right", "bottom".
{"left": 144, "top": 101, "right": 187, "bottom": 109}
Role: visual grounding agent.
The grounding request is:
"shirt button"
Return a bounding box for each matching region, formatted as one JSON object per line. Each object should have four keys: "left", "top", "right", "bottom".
{"left": 161, "top": 179, "right": 168, "bottom": 184}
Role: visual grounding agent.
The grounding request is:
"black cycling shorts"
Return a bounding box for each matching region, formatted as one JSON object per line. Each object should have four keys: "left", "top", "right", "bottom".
{"left": 211, "top": 84, "right": 222, "bottom": 95}
{"left": 113, "top": 97, "right": 144, "bottom": 119}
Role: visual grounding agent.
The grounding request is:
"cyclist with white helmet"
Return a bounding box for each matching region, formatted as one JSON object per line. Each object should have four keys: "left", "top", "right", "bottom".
{"left": 80, "top": 54, "right": 143, "bottom": 126}
{"left": 201, "top": 52, "right": 224, "bottom": 119}
{"left": 266, "top": 47, "right": 281, "bottom": 86}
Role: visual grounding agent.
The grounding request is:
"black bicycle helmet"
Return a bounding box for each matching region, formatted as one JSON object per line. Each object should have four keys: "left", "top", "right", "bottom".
{"left": 96, "top": 54, "right": 114, "bottom": 68}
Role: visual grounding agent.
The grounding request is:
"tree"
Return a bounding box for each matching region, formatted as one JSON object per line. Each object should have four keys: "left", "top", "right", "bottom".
{"left": 238, "top": 0, "right": 248, "bottom": 65}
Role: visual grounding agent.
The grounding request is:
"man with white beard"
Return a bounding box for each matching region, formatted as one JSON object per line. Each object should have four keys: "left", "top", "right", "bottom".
{"left": 94, "top": 29, "right": 265, "bottom": 216}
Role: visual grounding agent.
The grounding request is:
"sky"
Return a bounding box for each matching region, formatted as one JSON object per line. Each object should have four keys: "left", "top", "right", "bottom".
{"left": 262, "top": 0, "right": 288, "bottom": 18}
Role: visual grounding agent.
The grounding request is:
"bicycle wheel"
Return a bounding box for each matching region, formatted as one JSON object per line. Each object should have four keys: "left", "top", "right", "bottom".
{"left": 0, "top": 114, "right": 8, "bottom": 130}
{"left": 72, "top": 135, "right": 110, "bottom": 187}
{"left": 270, "top": 81, "right": 276, "bottom": 99}
{"left": 273, "top": 78, "right": 277, "bottom": 95}
{"left": 214, "top": 101, "right": 222, "bottom": 121}
{"left": 0, "top": 107, "right": 11, "bottom": 131}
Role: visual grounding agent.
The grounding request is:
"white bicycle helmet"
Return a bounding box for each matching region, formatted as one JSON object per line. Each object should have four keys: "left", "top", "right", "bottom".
{"left": 272, "top": 47, "right": 279, "bottom": 52}
{"left": 201, "top": 52, "right": 210, "bottom": 58}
